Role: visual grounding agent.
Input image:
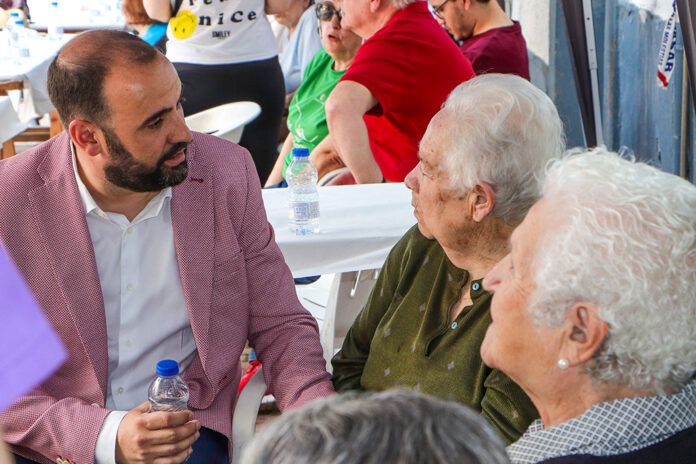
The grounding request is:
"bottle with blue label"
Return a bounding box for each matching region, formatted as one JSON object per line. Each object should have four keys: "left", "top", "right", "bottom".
{"left": 286, "top": 147, "right": 320, "bottom": 235}
{"left": 148, "top": 359, "right": 189, "bottom": 412}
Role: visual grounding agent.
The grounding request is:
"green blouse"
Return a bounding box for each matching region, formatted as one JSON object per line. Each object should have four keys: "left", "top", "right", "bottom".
{"left": 331, "top": 226, "right": 538, "bottom": 444}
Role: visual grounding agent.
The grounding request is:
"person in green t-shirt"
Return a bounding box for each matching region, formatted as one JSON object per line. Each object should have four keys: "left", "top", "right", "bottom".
{"left": 265, "top": 1, "right": 361, "bottom": 187}
{"left": 331, "top": 74, "right": 566, "bottom": 444}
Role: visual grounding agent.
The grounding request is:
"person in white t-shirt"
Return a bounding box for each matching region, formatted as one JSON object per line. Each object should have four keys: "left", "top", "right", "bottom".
{"left": 143, "top": 0, "right": 292, "bottom": 184}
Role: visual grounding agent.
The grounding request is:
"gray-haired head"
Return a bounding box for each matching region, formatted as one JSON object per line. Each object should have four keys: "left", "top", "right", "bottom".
{"left": 241, "top": 390, "right": 510, "bottom": 464}
{"left": 531, "top": 148, "right": 696, "bottom": 394}
{"left": 391, "top": 0, "right": 419, "bottom": 9}
{"left": 429, "top": 73, "right": 565, "bottom": 225}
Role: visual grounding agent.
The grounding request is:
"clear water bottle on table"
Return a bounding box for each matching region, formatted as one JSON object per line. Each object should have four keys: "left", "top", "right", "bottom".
{"left": 47, "top": 1, "right": 64, "bottom": 40}
{"left": 286, "top": 147, "right": 320, "bottom": 235}
{"left": 148, "top": 359, "right": 189, "bottom": 412}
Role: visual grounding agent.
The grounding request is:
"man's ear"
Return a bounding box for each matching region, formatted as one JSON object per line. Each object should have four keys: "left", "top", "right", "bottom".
{"left": 561, "top": 303, "right": 608, "bottom": 367}
{"left": 68, "top": 119, "right": 103, "bottom": 157}
{"left": 369, "top": 0, "right": 385, "bottom": 14}
{"left": 470, "top": 181, "right": 496, "bottom": 222}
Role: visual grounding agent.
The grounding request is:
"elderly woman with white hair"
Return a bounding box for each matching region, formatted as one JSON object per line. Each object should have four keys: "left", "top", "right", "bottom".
{"left": 481, "top": 149, "right": 696, "bottom": 463}
{"left": 332, "top": 74, "right": 565, "bottom": 443}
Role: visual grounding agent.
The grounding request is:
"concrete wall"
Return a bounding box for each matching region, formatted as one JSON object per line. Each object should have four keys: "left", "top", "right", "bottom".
{"left": 514, "top": 0, "right": 694, "bottom": 182}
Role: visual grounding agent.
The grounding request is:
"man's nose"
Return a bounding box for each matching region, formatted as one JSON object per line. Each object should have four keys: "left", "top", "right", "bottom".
{"left": 404, "top": 165, "right": 419, "bottom": 191}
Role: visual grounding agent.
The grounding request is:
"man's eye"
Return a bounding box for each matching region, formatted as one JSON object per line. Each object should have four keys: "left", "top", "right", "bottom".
{"left": 147, "top": 119, "right": 163, "bottom": 129}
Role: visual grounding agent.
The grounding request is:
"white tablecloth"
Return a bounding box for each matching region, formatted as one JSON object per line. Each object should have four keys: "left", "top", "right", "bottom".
{"left": 0, "top": 32, "right": 72, "bottom": 116}
{"left": 262, "top": 183, "right": 416, "bottom": 277}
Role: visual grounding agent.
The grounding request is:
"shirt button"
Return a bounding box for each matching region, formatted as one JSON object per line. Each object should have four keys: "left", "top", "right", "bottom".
{"left": 126, "top": 283, "right": 134, "bottom": 291}
{"left": 91, "top": 403, "right": 100, "bottom": 407}
{"left": 126, "top": 227, "right": 134, "bottom": 235}
{"left": 450, "top": 322, "right": 458, "bottom": 330}
{"left": 117, "top": 387, "right": 124, "bottom": 394}
{"left": 472, "top": 282, "right": 481, "bottom": 291}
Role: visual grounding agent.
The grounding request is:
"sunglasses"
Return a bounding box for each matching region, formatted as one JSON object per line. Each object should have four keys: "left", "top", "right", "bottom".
{"left": 316, "top": 2, "right": 342, "bottom": 22}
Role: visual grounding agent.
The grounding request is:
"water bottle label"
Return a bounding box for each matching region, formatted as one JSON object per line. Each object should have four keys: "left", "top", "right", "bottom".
{"left": 289, "top": 201, "right": 319, "bottom": 221}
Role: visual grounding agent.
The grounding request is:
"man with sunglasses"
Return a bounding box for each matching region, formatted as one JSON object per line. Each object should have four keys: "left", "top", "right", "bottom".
{"left": 324, "top": 0, "right": 474, "bottom": 184}
{"left": 431, "top": 0, "right": 529, "bottom": 79}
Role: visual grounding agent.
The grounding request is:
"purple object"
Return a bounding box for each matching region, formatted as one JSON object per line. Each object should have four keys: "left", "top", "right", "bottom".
{"left": 0, "top": 245, "right": 66, "bottom": 412}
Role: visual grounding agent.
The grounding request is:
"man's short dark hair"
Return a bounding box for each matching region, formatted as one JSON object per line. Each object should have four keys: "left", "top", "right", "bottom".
{"left": 47, "top": 29, "right": 160, "bottom": 128}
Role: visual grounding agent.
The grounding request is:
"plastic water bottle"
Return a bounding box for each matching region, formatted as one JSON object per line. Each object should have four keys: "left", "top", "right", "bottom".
{"left": 148, "top": 359, "right": 189, "bottom": 412}
{"left": 9, "top": 20, "right": 29, "bottom": 62}
{"left": 286, "top": 147, "right": 319, "bottom": 235}
{"left": 47, "top": 1, "right": 64, "bottom": 40}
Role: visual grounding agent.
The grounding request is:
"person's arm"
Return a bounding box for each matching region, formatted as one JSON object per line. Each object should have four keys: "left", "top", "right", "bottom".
{"left": 265, "top": 133, "right": 293, "bottom": 187}
{"left": 265, "top": 0, "right": 295, "bottom": 16}
{"left": 0, "top": 429, "right": 13, "bottom": 464}
{"left": 480, "top": 369, "right": 539, "bottom": 445}
{"left": 325, "top": 80, "right": 382, "bottom": 184}
{"left": 142, "top": 0, "right": 172, "bottom": 23}
{"left": 236, "top": 148, "right": 334, "bottom": 409}
{"left": 309, "top": 134, "right": 344, "bottom": 180}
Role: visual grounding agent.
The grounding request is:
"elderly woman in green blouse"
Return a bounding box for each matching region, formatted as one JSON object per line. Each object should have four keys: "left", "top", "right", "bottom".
{"left": 331, "top": 74, "right": 565, "bottom": 443}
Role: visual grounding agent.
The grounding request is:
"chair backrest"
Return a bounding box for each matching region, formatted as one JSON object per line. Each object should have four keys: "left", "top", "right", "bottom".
{"left": 231, "top": 365, "right": 266, "bottom": 464}
{"left": 320, "top": 269, "right": 380, "bottom": 371}
{"left": 0, "top": 96, "right": 27, "bottom": 143}
{"left": 185, "top": 101, "right": 261, "bottom": 144}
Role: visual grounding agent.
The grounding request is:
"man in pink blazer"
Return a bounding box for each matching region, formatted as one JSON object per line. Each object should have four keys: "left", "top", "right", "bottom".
{"left": 0, "top": 30, "right": 334, "bottom": 464}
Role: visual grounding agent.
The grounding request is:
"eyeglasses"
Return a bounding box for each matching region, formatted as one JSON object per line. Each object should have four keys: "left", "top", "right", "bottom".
{"left": 432, "top": 0, "right": 451, "bottom": 20}
{"left": 316, "top": 2, "right": 342, "bottom": 22}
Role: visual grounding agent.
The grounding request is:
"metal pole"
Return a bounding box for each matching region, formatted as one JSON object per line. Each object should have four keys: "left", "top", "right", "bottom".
{"left": 582, "top": 0, "right": 605, "bottom": 146}
{"left": 680, "top": 49, "right": 689, "bottom": 179}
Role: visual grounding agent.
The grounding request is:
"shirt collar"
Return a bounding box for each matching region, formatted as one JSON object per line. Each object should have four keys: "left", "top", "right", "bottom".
{"left": 70, "top": 142, "right": 172, "bottom": 222}
{"left": 508, "top": 379, "right": 696, "bottom": 463}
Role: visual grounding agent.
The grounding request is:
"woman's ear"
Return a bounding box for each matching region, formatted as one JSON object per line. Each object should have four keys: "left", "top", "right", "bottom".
{"left": 562, "top": 303, "right": 608, "bottom": 367}
{"left": 470, "top": 181, "right": 496, "bottom": 222}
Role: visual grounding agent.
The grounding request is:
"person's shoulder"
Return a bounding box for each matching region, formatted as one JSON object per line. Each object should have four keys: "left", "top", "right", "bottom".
{"left": 187, "top": 132, "right": 254, "bottom": 183}
{"left": 0, "top": 134, "right": 67, "bottom": 186}
{"left": 390, "top": 225, "right": 441, "bottom": 263}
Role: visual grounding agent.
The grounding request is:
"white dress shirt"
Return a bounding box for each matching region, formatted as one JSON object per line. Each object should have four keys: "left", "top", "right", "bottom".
{"left": 71, "top": 151, "right": 196, "bottom": 464}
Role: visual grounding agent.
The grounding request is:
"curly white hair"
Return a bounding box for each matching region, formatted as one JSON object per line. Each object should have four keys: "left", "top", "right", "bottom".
{"left": 532, "top": 148, "right": 696, "bottom": 394}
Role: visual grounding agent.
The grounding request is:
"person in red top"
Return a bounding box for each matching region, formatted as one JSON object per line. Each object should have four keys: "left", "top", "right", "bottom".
{"left": 325, "top": 0, "right": 474, "bottom": 183}
{"left": 431, "top": 0, "right": 530, "bottom": 79}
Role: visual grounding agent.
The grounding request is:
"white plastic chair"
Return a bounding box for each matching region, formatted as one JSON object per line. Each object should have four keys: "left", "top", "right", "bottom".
{"left": 231, "top": 365, "right": 267, "bottom": 464}
{"left": 0, "top": 96, "right": 28, "bottom": 159}
{"left": 185, "top": 101, "right": 261, "bottom": 144}
{"left": 319, "top": 269, "right": 380, "bottom": 371}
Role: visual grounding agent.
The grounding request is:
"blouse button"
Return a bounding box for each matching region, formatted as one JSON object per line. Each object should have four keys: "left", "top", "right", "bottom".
{"left": 450, "top": 322, "right": 458, "bottom": 330}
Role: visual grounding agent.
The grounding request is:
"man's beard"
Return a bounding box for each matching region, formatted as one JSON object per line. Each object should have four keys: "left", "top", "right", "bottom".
{"left": 103, "top": 128, "right": 189, "bottom": 192}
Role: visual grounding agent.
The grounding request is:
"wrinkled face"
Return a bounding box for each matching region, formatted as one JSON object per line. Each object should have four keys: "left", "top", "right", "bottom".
{"left": 430, "top": 0, "right": 476, "bottom": 41}
{"left": 98, "top": 56, "right": 192, "bottom": 192}
{"left": 480, "top": 198, "right": 561, "bottom": 387}
{"left": 318, "top": 2, "right": 362, "bottom": 58}
{"left": 404, "top": 113, "right": 474, "bottom": 247}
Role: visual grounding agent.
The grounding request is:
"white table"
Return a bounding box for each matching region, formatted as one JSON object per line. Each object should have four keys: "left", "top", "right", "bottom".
{"left": 262, "top": 183, "right": 416, "bottom": 277}
{"left": 0, "top": 32, "right": 72, "bottom": 116}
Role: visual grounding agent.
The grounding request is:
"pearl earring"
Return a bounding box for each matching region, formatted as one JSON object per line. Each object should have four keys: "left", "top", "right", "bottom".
{"left": 557, "top": 358, "right": 570, "bottom": 370}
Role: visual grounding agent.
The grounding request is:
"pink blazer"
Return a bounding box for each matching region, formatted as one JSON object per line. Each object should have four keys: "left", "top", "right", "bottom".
{"left": 0, "top": 132, "right": 334, "bottom": 464}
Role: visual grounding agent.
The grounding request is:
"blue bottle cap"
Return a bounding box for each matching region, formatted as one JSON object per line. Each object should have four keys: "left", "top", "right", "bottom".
{"left": 15, "top": 20, "right": 23, "bottom": 25}
{"left": 156, "top": 359, "right": 180, "bottom": 377}
{"left": 292, "top": 147, "right": 310, "bottom": 157}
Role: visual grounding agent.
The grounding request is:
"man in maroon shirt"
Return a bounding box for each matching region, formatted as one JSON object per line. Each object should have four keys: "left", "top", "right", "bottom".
{"left": 430, "top": 0, "right": 530, "bottom": 79}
